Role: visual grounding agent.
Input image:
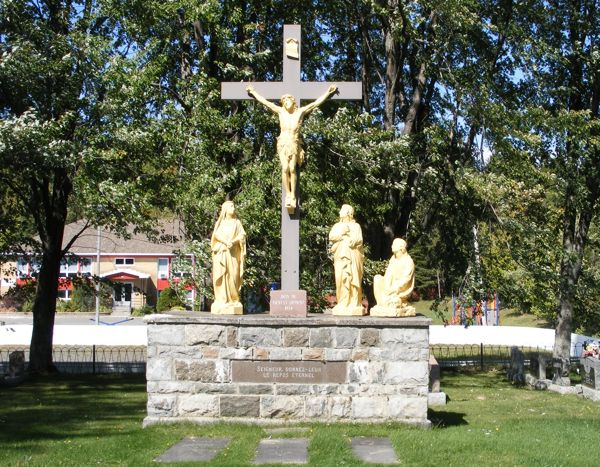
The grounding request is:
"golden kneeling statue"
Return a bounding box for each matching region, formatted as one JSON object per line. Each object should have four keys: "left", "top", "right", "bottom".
{"left": 211, "top": 201, "right": 246, "bottom": 315}
{"left": 371, "top": 238, "right": 416, "bottom": 317}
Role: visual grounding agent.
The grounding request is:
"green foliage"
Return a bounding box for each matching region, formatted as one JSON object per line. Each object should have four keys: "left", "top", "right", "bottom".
{"left": 156, "top": 287, "right": 185, "bottom": 312}
{"left": 131, "top": 305, "right": 156, "bottom": 317}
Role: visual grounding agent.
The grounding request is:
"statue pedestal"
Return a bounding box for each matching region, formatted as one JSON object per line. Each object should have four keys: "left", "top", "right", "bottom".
{"left": 144, "top": 313, "right": 431, "bottom": 427}
{"left": 211, "top": 302, "right": 243, "bottom": 315}
{"left": 331, "top": 304, "right": 366, "bottom": 316}
{"left": 370, "top": 305, "right": 416, "bottom": 318}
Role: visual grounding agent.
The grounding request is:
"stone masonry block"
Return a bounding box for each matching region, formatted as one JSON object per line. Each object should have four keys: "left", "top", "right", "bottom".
{"left": 388, "top": 395, "right": 427, "bottom": 419}
{"left": 360, "top": 328, "right": 380, "bottom": 347}
{"left": 254, "top": 348, "right": 270, "bottom": 360}
{"left": 383, "top": 361, "right": 428, "bottom": 386}
{"left": 324, "top": 349, "right": 352, "bottom": 361}
{"left": 276, "top": 384, "right": 312, "bottom": 395}
{"left": 283, "top": 328, "right": 309, "bottom": 347}
{"left": 148, "top": 324, "right": 185, "bottom": 345}
{"left": 239, "top": 327, "right": 281, "bottom": 347}
{"left": 219, "top": 348, "right": 253, "bottom": 360}
{"left": 175, "top": 360, "right": 216, "bottom": 382}
{"left": 352, "top": 396, "right": 388, "bottom": 419}
{"left": 269, "top": 348, "right": 302, "bottom": 360}
{"left": 147, "top": 394, "right": 176, "bottom": 416}
{"left": 310, "top": 328, "right": 333, "bottom": 347}
{"left": 330, "top": 396, "right": 352, "bottom": 418}
{"left": 305, "top": 396, "right": 329, "bottom": 418}
{"left": 220, "top": 396, "right": 260, "bottom": 417}
{"left": 226, "top": 327, "right": 238, "bottom": 347}
{"left": 381, "top": 328, "right": 427, "bottom": 346}
{"left": 260, "top": 396, "right": 304, "bottom": 418}
{"left": 185, "top": 325, "right": 225, "bottom": 346}
{"left": 333, "top": 328, "right": 359, "bottom": 348}
{"left": 147, "top": 357, "right": 172, "bottom": 381}
{"left": 238, "top": 384, "right": 273, "bottom": 395}
{"left": 178, "top": 394, "right": 219, "bottom": 416}
{"left": 303, "top": 348, "right": 324, "bottom": 361}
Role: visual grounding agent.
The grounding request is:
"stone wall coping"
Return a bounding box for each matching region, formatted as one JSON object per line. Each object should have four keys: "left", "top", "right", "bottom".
{"left": 144, "top": 312, "right": 431, "bottom": 328}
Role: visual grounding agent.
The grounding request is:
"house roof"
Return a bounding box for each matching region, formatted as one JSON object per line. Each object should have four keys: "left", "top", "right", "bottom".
{"left": 100, "top": 269, "right": 151, "bottom": 280}
{"left": 63, "top": 219, "right": 187, "bottom": 256}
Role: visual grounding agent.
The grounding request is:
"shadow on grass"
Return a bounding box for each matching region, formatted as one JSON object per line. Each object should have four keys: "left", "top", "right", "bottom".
{"left": 0, "top": 374, "right": 146, "bottom": 444}
{"left": 428, "top": 409, "right": 468, "bottom": 428}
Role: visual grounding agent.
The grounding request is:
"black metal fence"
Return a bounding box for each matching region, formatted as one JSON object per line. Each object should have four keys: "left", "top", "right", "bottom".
{"left": 0, "top": 343, "right": 587, "bottom": 375}
{"left": 0, "top": 346, "right": 146, "bottom": 375}
{"left": 431, "top": 343, "right": 585, "bottom": 370}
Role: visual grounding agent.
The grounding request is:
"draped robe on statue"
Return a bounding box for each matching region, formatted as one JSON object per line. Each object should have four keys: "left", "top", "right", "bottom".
{"left": 329, "top": 219, "right": 364, "bottom": 314}
{"left": 211, "top": 207, "right": 246, "bottom": 313}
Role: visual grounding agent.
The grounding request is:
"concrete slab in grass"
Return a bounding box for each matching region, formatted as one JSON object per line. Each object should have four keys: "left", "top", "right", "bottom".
{"left": 155, "top": 437, "right": 231, "bottom": 463}
{"left": 253, "top": 438, "right": 309, "bottom": 464}
{"left": 351, "top": 437, "right": 398, "bottom": 464}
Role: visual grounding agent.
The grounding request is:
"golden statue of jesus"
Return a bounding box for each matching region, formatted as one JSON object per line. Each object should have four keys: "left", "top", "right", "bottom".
{"left": 246, "top": 84, "right": 338, "bottom": 212}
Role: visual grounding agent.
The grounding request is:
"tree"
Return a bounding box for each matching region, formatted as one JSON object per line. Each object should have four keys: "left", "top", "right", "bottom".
{"left": 511, "top": 0, "right": 600, "bottom": 382}
{"left": 0, "top": 0, "right": 159, "bottom": 373}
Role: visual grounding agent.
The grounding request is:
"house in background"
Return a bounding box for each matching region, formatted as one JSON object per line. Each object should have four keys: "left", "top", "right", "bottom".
{"left": 0, "top": 219, "right": 197, "bottom": 313}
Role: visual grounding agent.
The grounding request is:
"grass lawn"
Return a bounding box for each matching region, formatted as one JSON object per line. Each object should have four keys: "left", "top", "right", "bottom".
{"left": 1, "top": 371, "right": 598, "bottom": 466}
{"left": 413, "top": 299, "right": 551, "bottom": 328}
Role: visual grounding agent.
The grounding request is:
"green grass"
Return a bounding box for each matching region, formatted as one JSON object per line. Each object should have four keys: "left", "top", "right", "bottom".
{"left": 1, "top": 371, "right": 599, "bottom": 466}
{"left": 413, "top": 299, "right": 551, "bottom": 328}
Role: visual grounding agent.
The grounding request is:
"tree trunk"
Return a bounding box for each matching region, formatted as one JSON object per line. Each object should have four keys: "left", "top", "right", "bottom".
{"left": 29, "top": 247, "right": 62, "bottom": 374}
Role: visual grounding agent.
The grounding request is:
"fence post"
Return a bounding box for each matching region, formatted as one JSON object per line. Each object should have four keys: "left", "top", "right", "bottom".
{"left": 93, "top": 345, "right": 96, "bottom": 375}
{"left": 480, "top": 343, "right": 484, "bottom": 371}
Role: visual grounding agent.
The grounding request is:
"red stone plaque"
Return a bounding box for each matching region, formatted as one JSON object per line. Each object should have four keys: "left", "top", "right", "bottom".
{"left": 270, "top": 290, "right": 307, "bottom": 317}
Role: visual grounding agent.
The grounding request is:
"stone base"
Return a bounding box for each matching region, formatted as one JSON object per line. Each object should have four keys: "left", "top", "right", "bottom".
{"left": 144, "top": 313, "right": 431, "bottom": 425}
{"left": 427, "top": 392, "right": 447, "bottom": 406}
{"left": 331, "top": 304, "right": 366, "bottom": 316}
{"left": 548, "top": 383, "right": 581, "bottom": 395}
{"left": 370, "top": 305, "right": 416, "bottom": 317}
{"left": 211, "top": 302, "right": 243, "bottom": 315}
{"left": 581, "top": 385, "right": 600, "bottom": 402}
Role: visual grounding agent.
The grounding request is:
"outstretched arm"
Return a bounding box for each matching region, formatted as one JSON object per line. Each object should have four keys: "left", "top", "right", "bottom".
{"left": 300, "top": 84, "right": 338, "bottom": 115}
{"left": 246, "top": 86, "right": 280, "bottom": 114}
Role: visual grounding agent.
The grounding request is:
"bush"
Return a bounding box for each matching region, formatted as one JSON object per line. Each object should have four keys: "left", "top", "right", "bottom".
{"left": 131, "top": 305, "right": 155, "bottom": 317}
{"left": 156, "top": 287, "right": 185, "bottom": 312}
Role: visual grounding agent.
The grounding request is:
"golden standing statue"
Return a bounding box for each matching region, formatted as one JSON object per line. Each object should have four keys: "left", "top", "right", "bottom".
{"left": 329, "top": 204, "right": 366, "bottom": 316}
{"left": 246, "top": 84, "right": 338, "bottom": 213}
{"left": 211, "top": 201, "right": 246, "bottom": 315}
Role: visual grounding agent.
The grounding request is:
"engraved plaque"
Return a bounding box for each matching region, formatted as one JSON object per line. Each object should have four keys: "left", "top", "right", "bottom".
{"left": 232, "top": 361, "right": 347, "bottom": 384}
{"left": 285, "top": 38, "right": 299, "bottom": 59}
{"left": 270, "top": 290, "right": 307, "bottom": 317}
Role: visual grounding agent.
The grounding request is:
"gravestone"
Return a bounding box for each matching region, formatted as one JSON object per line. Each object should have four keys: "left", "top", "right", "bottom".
{"left": 155, "top": 437, "right": 231, "bottom": 463}
{"left": 253, "top": 438, "right": 309, "bottom": 465}
{"left": 351, "top": 437, "right": 399, "bottom": 465}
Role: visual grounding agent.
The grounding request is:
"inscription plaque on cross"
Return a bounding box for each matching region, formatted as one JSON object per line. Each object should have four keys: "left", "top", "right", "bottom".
{"left": 221, "top": 24, "right": 361, "bottom": 313}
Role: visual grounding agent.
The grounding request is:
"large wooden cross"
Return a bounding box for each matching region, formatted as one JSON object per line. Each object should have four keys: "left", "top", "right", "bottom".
{"left": 221, "top": 24, "right": 361, "bottom": 306}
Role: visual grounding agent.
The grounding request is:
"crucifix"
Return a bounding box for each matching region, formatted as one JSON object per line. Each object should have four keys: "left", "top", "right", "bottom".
{"left": 221, "top": 24, "right": 361, "bottom": 313}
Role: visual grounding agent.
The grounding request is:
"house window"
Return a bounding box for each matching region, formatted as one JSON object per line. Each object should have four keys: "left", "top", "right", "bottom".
{"left": 80, "top": 259, "right": 92, "bottom": 276}
{"left": 158, "top": 258, "right": 169, "bottom": 279}
{"left": 172, "top": 257, "right": 191, "bottom": 278}
{"left": 17, "top": 258, "right": 41, "bottom": 278}
{"left": 60, "top": 258, "right": 79, "bottom": 278}
{"left": 115, "top": 258, "right": 135, "bottom": 266}
{"left": 17, "top": 258, "right": 29, "bottom": 278}
{"left": 57, "top": 290, "right": 71, "bottom": 301}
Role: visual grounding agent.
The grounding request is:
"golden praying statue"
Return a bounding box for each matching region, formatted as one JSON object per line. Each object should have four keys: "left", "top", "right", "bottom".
{"left": 329, "top": 204, "right": 366, "bottom": 316}
{"left": 370, "top": 238, "right": 416, "bottom": 317}
{"left": 246, "top": 84, "right": 338, "bottom": 213}
{"left": 211, "top": 200, "right": 246, "bottom": 315}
